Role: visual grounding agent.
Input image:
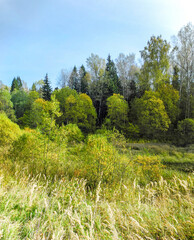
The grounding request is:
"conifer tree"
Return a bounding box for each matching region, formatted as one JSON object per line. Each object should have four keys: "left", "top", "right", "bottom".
{"left": 105, "top": 55, "right": 122, "bottom": 95}
{"left": 79, "top": 65, "right": 89, "bottom": 94}
{"left": 42, "top": 74, "right": 52, "bottom": 101}
{"left": 172, "top": 66, "right": 180, "bottom": 91}
{"left": 11, "top": 77, "right": 22, "bottom": 92}
{"left": 69, "top": 66, "right": 80, "bottom": 92}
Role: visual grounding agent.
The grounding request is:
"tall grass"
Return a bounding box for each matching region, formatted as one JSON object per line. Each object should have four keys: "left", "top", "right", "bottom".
{"left": 0, "top": 173, "right": 193, "bottom": 239}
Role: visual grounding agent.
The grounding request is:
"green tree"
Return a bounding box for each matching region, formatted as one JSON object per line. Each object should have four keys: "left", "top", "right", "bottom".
{"left": 105, "top": 55, "right": 122, "bottom": 95}
{"left": 172, "top": 65, "right": 180, "bottom": 91}
{"left": 156, "top": 84, "right": 180, "bottom": 124}
{"left": 27, "top": 96, "right": 61, "bottom": 133}
{"left": 79, "top": 65, "right": 90, "bottom": 94}
{"left": 133, "top": 91, "right": 171, "bottom": 138}
{"left": 11, "top": 90, "right": 30, "bottom": 119}
{"left": 104, "top": 94, "right": 129, "bottom": 132}
{"left": 68, "top": 66, "right": 80, "bottom": 92}
{"left": 42, "top": 74, "right": 52, "bottom": 101}
{"left": 53, "top": 87, "right": 78, "bottom": 125}
{"left": 64, "top": 93, "right": 97, "bottom": 133}
{"left": 10, "top": 77, "right": 22, "bottom": 92}
{"left": 0, "top": 88, "right": 16, "bottom": 121}
{"left": 177, "top": 118, "right": 194, "bottom": 145}
{"left": 139, "top": 36, "right": 171, "bottom": 92}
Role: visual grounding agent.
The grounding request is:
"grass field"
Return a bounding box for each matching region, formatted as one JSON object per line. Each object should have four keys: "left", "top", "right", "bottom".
{"left": 0, "top": 134, "right": 193, "bottom": 239}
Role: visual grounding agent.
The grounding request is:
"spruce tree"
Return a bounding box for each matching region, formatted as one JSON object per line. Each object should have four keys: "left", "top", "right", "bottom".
{"left": 69, "top": 66, "right": 80, "bottom": 92}
{"left": 42, "top": 74, "right": 52, "bottom": 101}
{"left": 105, "top": 55, "right": 122, "bottom": 95}
{"left": 11, "top": 77, "right": 22, "bottom": 92}
{"left": 79, "top": 65, "right": 89, "bottom": 94}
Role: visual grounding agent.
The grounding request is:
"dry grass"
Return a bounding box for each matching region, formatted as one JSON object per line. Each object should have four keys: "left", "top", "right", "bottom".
{"left": 0, "top": 173, "right": 193, "bottom": 239}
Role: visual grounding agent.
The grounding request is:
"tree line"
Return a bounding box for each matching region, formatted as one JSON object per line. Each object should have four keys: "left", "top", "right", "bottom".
{"left": 0, "top": 23, "right": 193, "bottom": 144}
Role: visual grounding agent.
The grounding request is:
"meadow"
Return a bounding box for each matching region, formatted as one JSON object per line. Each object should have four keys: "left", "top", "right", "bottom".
{"left": 0, "top": 114, "right": 193, "bottom": 239}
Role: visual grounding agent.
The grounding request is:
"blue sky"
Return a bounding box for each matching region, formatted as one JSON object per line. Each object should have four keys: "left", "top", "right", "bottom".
{"left": 0, "top": 0, "right": 193, "bottom": 89}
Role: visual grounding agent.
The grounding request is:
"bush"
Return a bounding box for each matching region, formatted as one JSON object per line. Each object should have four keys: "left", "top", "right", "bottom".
{"left": 133, "top": 155, "right": 163, "bottom": 184}
{"left": 78, "top": 135, "right": 120, "bottom": 188}
{"left": 96, "top": 128, "right": 126, "bottom": 148}
{"left": 62, "top": 124, "right": 84, "bottom": 143}
{"left": 0, "top": 113, "right": 21, "bottom": 146}
{"left": 9, "top": 130, "right": 67, "bottom": 178}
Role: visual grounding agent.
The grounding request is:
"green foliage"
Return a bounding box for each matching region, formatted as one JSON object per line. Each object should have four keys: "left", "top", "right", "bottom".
{"left": 9, "top": 129, "right": 67, "bottom": 177}
{"left": 105, "top": 55, "right": 122, "bottom": 95}
{"left": 0, "top": 113, "right": 21, "bottom": 146}
{"left": 156, "top": 84, "right": 180, "bottom": 123}
{"left": 53, "top": 87, "right": 78, "bottom": 125}
{"left": 133, "top": 91, "right": 171, "bottom": 138}
{"left": 105, "top": 94, "right": 129, "bottom": 133}
{"left": 125, "top": 122, "right": 140, "bottom": 139}
{"left": 62, "top": 92, "right": 97, "bottom": 133}
{"left": 96, "top": 128, "right": 126, "bottom": 148}
{"left": 133, "top": 155, "right": 163, "bottom": 184}
{"left": 42, "top": 74, "right": 52, "bottom": 101}
{"left": 78, "top": 135, "right": 120, "bottom": 187}
{"left": 172, "top": 65, "right": 180, "bottom": 91}
{"left": 10, "top": 76, "right": 22, "bottom": 92}
{"left": 79, "top": 93, "right": 97, "bottom": 133}
{"left": 139, "top": 35, "right": 170, "bottom": 91}
{"left": 69, "top": 66, "right": 80, "bottom": 92}
{"left": 11, "top": 90, "right": 30, "bottom": 119}
{"left": 79, "top": 65, "right": 90, "bottom": 94}
{"left": 177, "top": 118, "right": 194, "bottom": 146}
{"left": 62, "top": 124, "right": 84, "bottom": 143}
{"left": 0, "top": 88, "right": 16, "bottom": 121}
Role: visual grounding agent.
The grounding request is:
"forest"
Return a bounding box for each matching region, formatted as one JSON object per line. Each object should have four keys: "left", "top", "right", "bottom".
{"left": 0, "top": 23, "right": 193, "bottom": 239}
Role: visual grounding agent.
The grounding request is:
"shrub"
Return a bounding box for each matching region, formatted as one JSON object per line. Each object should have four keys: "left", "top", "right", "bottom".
{"left": 62, "top": 124, "right": 84, "bottom": 143}
{"left": 0, "top": 113, "right": 21, "bottom": 146}
{"left": 78, "top": 135, "right": 120, "bottom": 188}
{"left": 96, "top": 128, "right": 126, "bottom": 148}
{"left": 133, "top": 155, "right": 163, "bottom": 184}
{"left": 9, "top": 130, "right": 67, "bottom": 178}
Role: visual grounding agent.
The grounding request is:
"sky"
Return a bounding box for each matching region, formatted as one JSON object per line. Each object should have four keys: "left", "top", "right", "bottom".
{"left": 0, "top": 0, "right": 193, "bottom": 89}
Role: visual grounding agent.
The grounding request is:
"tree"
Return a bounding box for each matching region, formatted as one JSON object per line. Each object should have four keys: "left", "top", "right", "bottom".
{"left": 156, "top": 84, "right": 180, "bottom": 124}
{"left": 79, "top": 65, "right": 91, "bottom": 94}
{"left": 58, "top": 69, "right": 70, "bottom": 88}
{"left": 11, "top": 90, "right": 30, "bottom": 119}
{"left": 171, "top": 23, "right": 194, "bottom": 119}
{"left": 68, "top": 66, "right": 80, "bottom": 92}
{"left": 133, "top": 91, "right": 171, "bottom": 138}
{"left": 42, "top": 74, "right": 52, "bottom": 101}
{"left": 139, "top": 36, "right": 171, "bottom": 92}
{"left": 105, "top": 55, "right": 122, "bottom": 95}
{"left": 53, "top": 87, "right": 78, "bottom": 126}
{"left": 11, "top": 77, "right": 22, "bottom": 92}
{"left": 172, "top": 65, "right": 180, "bottom": 91}
{"left": 115, "top": 53, "right": 139, "bottom": 100}
{"left": 64, "top": 93, "right": 97, "bottom": 133}
{"left": 0, "top": 88, "right": 16, "bottom": 121}
{"left": 104, "top": 94, "right": 129, "bottom": 132}
{"left": 177, "top": 118, "right": 194, "bottom": 146}
{"left": 86, "top": 53, "right": 106, "bottom": 81}
{"left": 25, "top": 96, "right": 61, "bottom": 133}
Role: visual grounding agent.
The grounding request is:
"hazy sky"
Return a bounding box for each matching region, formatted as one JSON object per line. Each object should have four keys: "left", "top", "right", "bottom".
{"left": 0, "top": 0, "right": 193, "bottom": 88}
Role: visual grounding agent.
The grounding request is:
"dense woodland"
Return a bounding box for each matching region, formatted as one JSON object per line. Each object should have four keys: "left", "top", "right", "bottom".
{"left": 0, "top": 23, "right": 193, "bottom": 239}
{"left": 1, "top": 23, "right": 194, "bottom": 145}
